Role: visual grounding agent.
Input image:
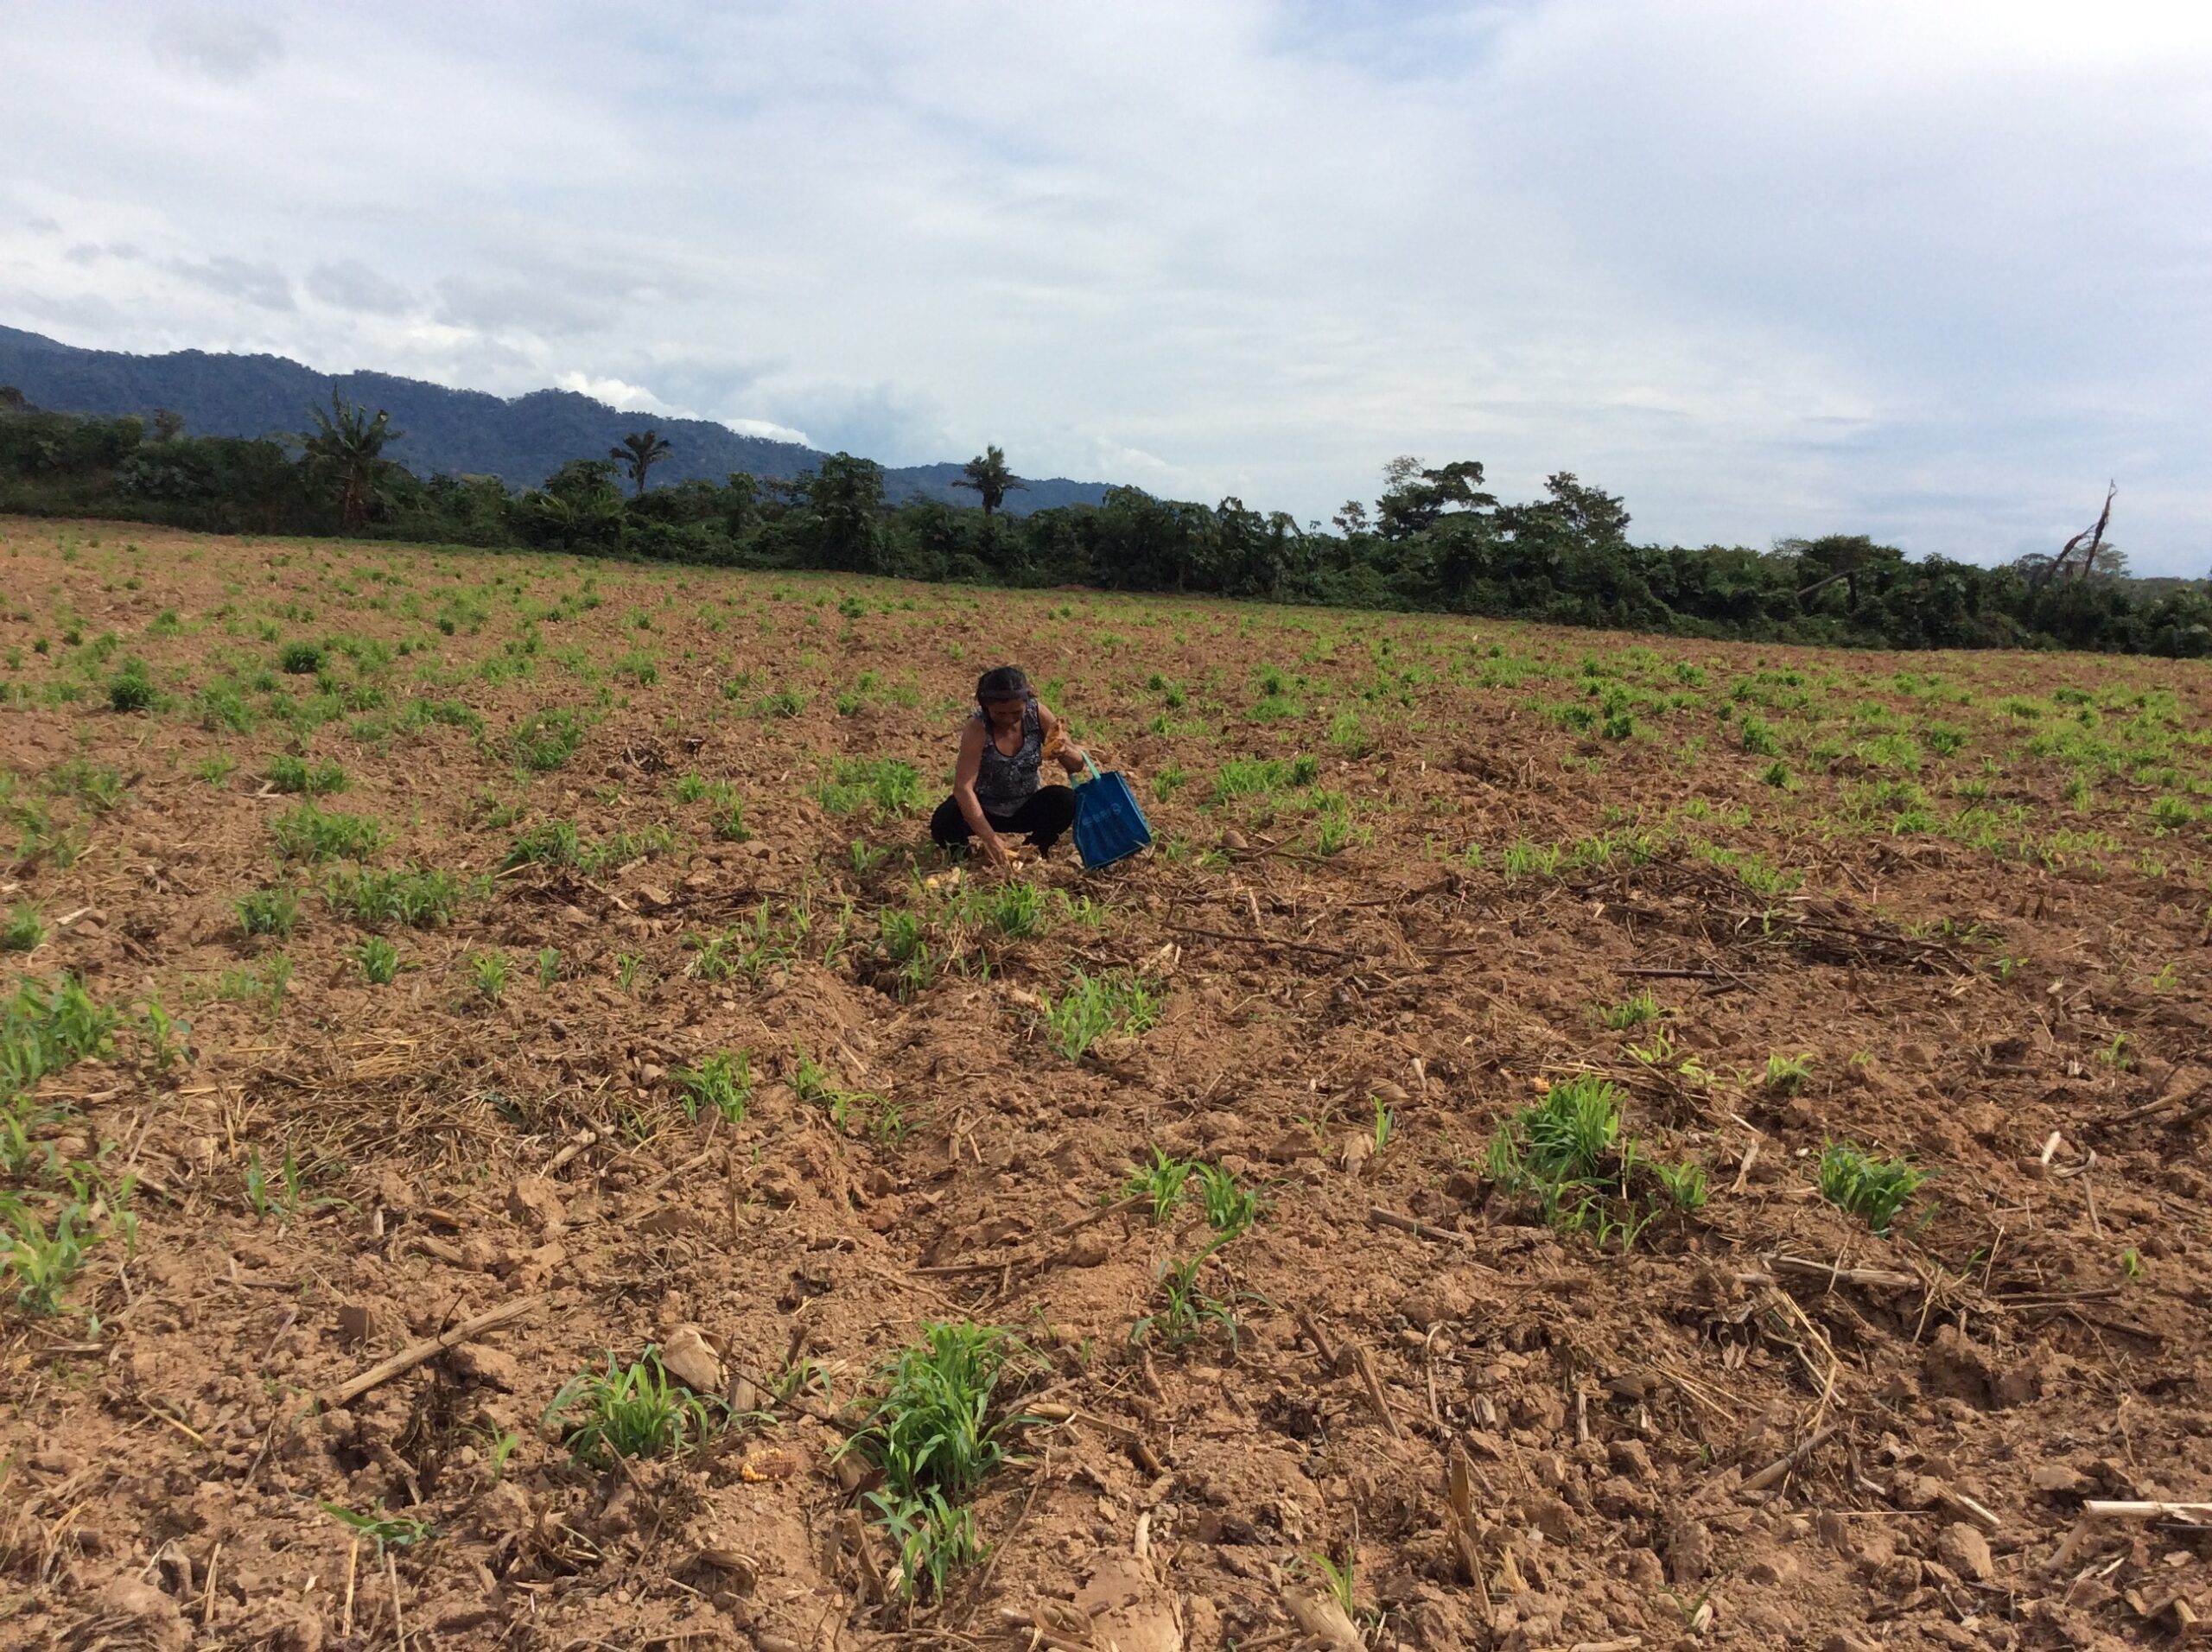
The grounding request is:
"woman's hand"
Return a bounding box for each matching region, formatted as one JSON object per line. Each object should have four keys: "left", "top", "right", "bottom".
{"left": 1039, "top": 704, "right": 1087, "bottom": 773}
{"left": 978, "top": 829, "right": 1014, "bottom": 868}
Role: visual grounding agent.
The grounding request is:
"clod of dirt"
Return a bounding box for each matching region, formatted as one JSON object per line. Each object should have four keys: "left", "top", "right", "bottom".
{"left": 1922, "top": 1324, "right": 1993, "bottom": 1401}
{"left": 1664, "top": 1515, "right": 1715, "bottom": 1585}
{"left": 506, "top": 1175, "right": 567, "bottom": 1236}
{"left": 1058, "top": 1234, "right": 1110, "bottom": 1268}
{"left": 472, "top": 1481, "right": 533, "bottom": 1538}
{"left": 660, "top": 1324, "right": 725, "bottom": 1392}
{"left": 234, "top": 1598, "right": 324, "bottom": 1652}
{"left": 448, "top": 1342, "right": 521, "bottom": 1390}
{"left": 1399, "top": 1278, "right": 1473, "bottom": 1328}
{"left": 88, "top": 1576, "right": 188, "bottom": 1652}
{"left": 754, "top": 1166, "right": 801, "bottom": 1206}
{"left": 1607, "top": 1439, "right": 1654, "bottom": 1480}
{"left": 2032, "top": 1463, "right": 2088, "bottom": 1496}
{"left": 376, "top": 1168, "right": 418, "bottom": 1212}
{"left": 1937, "top": 1521, "right": 1997, "bottom": 1583}
{"left": 1922, "top": 1323, "right": 2046, "bottom": 1409}
{"left": 1744, "top": 1546, "right": 1798, "bottom": 1586}
{"left": 1523, "top": 1493, "right": 1575, "bottom": 1542}
{"left": 1075, "top": 1554, "right": 1183, "bottom": 1652}
{"left": 594, "top": 1480, "right": 639, "bottom": 1538}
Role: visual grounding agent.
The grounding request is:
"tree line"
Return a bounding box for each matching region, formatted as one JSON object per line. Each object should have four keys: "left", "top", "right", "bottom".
{"left": 2, "top": 387, "right": 2206, "bottom": 658}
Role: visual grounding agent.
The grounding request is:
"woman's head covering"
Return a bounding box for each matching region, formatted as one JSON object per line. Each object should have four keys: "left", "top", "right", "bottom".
{"left": 976, "top": 664, "right": 1030, "bottom": 706}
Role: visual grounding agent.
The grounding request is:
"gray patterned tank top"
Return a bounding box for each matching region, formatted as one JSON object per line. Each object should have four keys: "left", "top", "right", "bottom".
{"left": 972, "top": 699, "right": 1042, "bottom": 812}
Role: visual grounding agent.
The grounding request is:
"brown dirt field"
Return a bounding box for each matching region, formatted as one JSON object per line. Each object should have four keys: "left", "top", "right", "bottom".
{"left": 3, "top": 516, "right": 2212, "bottom": 1652}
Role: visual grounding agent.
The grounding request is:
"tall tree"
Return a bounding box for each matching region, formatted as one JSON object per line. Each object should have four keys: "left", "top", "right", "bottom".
{"left": 723, "top": 471, "right": 760, "bottom": 537}
{"left": 1375, "top": 458, "right": 1496, "bottom": 540}
{"left": 1786, "top": 533, "right": 1904, "bottom": 612}
{"left": 302, "top": 388, "right": 402, "bottom": 531}
{"left": 952, "top": 444, "right": 1025, "bottom": 518}
{"left": 610, "top": 429, "right": 672, "bottom": 499}
{"left": 804, "top": 453, "right": 887, "bottom": 571}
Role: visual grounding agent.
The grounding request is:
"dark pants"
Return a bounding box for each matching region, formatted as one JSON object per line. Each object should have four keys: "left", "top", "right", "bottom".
{"left": 931, "top": 787, "right": 1078, "bottom": 854}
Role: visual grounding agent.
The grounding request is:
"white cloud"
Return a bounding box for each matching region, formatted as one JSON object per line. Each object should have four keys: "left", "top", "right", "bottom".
{"left": 723, "top": 416, "right": 814, "bottom": 446}
{"left": 3, "top": 0, "right": 2211, "bottom": 571}
{"left": 149, "top": 9, "right": 284, "bottom": 83}
{"left": 168, "top": 254, "right": 293, "bottom": 310}
{"left": 551, "top": 372, "right": 671, "bottom": 414}
{"left": 307, "top": 259, "right": 412, "bottom": 317}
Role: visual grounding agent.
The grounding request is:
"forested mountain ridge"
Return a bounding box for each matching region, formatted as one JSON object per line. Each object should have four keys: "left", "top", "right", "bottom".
{"left": 0, "top": 325, "right": 1112, "bottom": 512}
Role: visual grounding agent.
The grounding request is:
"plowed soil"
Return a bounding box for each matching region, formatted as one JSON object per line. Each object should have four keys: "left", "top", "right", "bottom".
{"left": 4, "top": 518, "right": 2212, "bottom": 1652}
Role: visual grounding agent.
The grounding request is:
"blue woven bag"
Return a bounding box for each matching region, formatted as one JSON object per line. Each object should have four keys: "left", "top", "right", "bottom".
{"left": 1072, "top": 753, "right": 1154, "bottom": 869}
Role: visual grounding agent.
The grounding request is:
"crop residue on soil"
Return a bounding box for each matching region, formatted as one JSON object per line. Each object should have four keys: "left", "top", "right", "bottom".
{"left": 4, "top": 517, "right": 2212, "bottom": 1650}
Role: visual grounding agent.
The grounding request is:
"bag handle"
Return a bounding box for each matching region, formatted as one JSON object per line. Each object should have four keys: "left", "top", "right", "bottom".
{"left": 1080, "top": 752, "right": 1103, "bottom": 784}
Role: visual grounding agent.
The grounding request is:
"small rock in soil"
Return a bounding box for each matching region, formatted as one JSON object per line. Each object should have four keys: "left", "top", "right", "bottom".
{"left": 1665, "top": 1515, "right": 1714, "bottom": 1585}
{"left": 1059, "top": 1233, "right": 1110, "bottom": 1268}
{"left": 93, "top": 1578, "right": 188, "bottom": 1652}
{"left": 1525, "top": 1494, "right": 1575, "bottom": 1541}
{"left": 505, "top": 1175, "right": 566, "bottom": 1236}
{"left": 465, "top": 1484, "right": 530, "bottom": 1539}
{"left": 448, "top": 1343, "right": 521, "bottom": 1390}
{"left": 1607, "top": 1439, "right": 1653, "bottom": 1480}
{"left": 1936, "top": 1521, "right": 1996, "bottom": 1583}
{"left": 2032, "top": 1462, "right": 2088, "bottom": 1495}
{"left": 1745, "top": 1546, "right": 1798, "bottom": 1586}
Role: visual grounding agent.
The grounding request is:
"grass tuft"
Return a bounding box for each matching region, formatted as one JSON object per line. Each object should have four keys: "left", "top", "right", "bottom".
{"left": 1816, "top": 1142, "right": 1929, "bottom": 1235}
{"left": 1039, "top": 969, "right": 1160, "bottom": 1061}
{"left": 545, "top": 1350, "right": 725, "bottom": 1468}
{"left": 266, "top": 753, "right": 347, "bottom": 795}
{"left": 842, "top": 1322, "right": 1033, "bottom": 1598}
{"left": 271, "top": 802, "right": 385, "bottom": 862}
{"left": 1122, "top": 1147, "right": 1193, "bottom": 1223}
{"left": 676, "top": 1051, "right": 753, "bottom": 1121}
{"left": 234, "top": 887, "right": 302, "bottom": 937}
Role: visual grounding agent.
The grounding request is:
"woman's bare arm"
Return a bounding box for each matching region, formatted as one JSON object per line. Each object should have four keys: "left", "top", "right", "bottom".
{"left": 951, "top": 721, "right": 1007, "bottom": 861}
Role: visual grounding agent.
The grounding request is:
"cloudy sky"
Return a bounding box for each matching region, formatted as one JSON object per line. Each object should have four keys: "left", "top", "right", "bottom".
{"left": 6, "top": 2, "right": 2211, "bottom": 572}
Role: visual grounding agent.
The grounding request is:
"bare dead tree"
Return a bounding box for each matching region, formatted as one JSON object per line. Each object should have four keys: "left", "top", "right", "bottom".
{"left": 2038, "top": 482, "right": 2116, "bottom": 587}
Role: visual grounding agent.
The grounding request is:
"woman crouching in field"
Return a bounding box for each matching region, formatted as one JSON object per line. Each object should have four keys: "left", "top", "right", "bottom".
{"left": 930, "top": 665, "right": 1089, "bottom": 867}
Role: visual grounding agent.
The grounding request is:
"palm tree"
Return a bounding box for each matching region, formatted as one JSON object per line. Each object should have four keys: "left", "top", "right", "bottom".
{"left": 302, "top": 389, "right": 403, "bottom": 531}
{"left": 951, "top": 444, "right": 1025, "bottom": 519}
{"left": 611, "top": 429, "right": 672, "bottom": 499}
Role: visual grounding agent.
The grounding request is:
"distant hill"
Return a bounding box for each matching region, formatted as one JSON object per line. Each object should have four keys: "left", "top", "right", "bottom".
{"left": 0, "top": 324, "right": 1114, "bottom": 514}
